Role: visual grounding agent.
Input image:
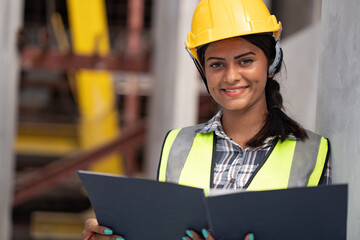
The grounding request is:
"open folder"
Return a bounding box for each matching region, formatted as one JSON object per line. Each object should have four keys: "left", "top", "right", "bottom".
{"left": 77, "top": 170, "right": 347, "bottom": 240}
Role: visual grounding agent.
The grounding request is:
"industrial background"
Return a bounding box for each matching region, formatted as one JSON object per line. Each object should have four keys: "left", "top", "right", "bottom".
{"left": 0, "top": 0, "right": 359, "bottom": 239}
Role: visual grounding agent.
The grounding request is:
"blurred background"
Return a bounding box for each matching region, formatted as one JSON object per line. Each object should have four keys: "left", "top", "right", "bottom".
{"left": 0, "top": 0, "right": 359, "bottom": 239}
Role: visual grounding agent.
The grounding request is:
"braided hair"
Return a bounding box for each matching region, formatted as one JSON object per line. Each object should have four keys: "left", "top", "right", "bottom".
{"left": 196, "top": 34, "right": 308, "bottom": 147}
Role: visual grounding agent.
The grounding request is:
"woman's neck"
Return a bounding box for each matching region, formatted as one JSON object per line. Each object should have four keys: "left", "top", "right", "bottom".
{"left": 221, "top": 105, "right": 268, "bottom": 148}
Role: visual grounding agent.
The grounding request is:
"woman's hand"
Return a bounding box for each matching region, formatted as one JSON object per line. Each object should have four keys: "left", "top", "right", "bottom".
{"left": 82, "top": 218, "right": 125, "bottom": 240}
{"left": 182, "top": 229, "right": 254, "bottom": 240}
{"left": 181, "top": 229, "right": 215, "bottom": 240}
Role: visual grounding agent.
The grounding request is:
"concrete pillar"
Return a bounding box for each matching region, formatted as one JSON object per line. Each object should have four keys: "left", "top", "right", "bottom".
{"left": 317, "top": 1, "right": 360, "bottom": 239}
{"left": 145, "top": 0, "right": 199, "bottom": 178}
{"left": 281, "top": 23, "right": 321, "bottom": 131}
{"left": 272, "top": 0, "right": 321, "bottom": 38}
{"left": 0, "top": 0, "right": 23, "bottom": 239}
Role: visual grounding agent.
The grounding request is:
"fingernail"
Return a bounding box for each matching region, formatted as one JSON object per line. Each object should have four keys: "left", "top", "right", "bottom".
{"left": 116, "top": 238, "right": 125, "bottom": 240}
{"left": 104, "top": 229, "right": 113, "bottom": 235}
{"left": 249, "top": 233, "right": 255, "bottom": 240}
{"left": 202, "top": 229, "right": 209, "bottom": 238}
{"left": 186, "top": 230, "right": 194, "bottom": 238}
{"left": 182, "top": 237, "right": 188, "bottom": 240}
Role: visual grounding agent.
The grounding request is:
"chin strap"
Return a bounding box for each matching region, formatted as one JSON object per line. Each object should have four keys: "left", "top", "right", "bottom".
{"left": 269, "top": 28, "right": 283, "bottom": 74}
{"left": 268, "top": 41, "right": 282, "bottom": 74}
{"left": 185, "top": 46, "right": 210, "bottom": 93}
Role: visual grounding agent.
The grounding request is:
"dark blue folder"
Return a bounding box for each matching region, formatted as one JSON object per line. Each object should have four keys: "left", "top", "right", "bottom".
{"left": 78, "top": 170, "right": 347, "bottom": 240}
{"left": 77, "top": 170, "right": 208, "bottom": 239}
{"left": 206, "top": 185, "right": 347, "bottom": 240}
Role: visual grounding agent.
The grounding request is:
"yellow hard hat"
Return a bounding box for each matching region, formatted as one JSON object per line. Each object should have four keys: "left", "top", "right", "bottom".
{"left": 185, "top": 0, "right": 282, "bottom": 60}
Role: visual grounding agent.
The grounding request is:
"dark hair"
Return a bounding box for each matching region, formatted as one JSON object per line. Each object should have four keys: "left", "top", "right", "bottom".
{"left": 196, "top": 34, "right": 308, "bottom": 147}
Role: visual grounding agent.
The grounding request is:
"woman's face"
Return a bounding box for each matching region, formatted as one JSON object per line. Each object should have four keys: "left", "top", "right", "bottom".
{"left": 204, "top": 37, "right": 270, "bottom": 113}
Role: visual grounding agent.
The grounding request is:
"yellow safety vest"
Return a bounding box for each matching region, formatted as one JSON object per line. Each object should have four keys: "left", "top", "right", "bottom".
{"left": 157, "top": 124, "right": 329, "bottom": 194}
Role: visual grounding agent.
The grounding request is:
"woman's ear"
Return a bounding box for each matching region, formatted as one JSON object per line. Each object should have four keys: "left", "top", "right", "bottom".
{"left": 268, "top": 57, "right": 275, "bottom": 78}
{"left": 268, "top": 71, "right": 275, "bottom": 78}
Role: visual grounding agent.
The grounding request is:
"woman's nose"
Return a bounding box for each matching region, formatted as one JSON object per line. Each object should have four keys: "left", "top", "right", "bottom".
{"left": 224, "top": 64, "right": 240, "bottom": 83}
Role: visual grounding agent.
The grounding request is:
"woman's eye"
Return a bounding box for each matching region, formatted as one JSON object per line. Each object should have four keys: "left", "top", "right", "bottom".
{"left": 209, "top": 62, "right": 223, "bottom": 68}
{"left": 239, "top": 59, "right": 254, "bottom": 65}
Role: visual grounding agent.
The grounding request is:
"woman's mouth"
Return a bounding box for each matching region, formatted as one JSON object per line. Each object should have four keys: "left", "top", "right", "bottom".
{"left": 222, "top": 87, "right": 248, "bottom": 97}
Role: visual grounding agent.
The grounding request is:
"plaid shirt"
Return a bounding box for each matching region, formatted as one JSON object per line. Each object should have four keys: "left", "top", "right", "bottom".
{"left": 196, "top": 110, "right": 331, "bottom": 190}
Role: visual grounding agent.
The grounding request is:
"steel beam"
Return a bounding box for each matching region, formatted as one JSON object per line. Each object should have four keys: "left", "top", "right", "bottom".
{"left": 14, "top": 121, "right": 146, "bottom": 207}
{"left": 21, "top": 47, "right": 150, "bottom": 72}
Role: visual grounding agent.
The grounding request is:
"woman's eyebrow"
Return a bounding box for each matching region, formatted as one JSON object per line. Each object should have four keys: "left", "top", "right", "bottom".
{"left": 206, "top": 56, "right": 225, "bottom": 62}
{"left": 206, "top": 52, "right": 256, "bottom": 62}
{"left": 234, "top": 52, "right": 256, "bottom": 59}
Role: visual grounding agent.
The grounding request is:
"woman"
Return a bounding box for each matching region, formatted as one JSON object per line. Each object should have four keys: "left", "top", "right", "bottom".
{"left": 82, "top": 0, "right": 330, "bottom": 239}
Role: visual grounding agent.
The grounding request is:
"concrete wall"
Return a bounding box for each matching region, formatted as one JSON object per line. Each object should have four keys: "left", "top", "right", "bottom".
{"left": 272, "top": 0, "right": 321, "bottom": 38}
{"left": 317, "top": 1, "right": 360, "bottom": 239}
{"left": 145, "top": 0, "right": 199, "bottom": 178}
{"left": 281, "top": 23, "right": 320, "bottom": 131}
{"left": 0, "top": 0, "right": 23, "bottom": 239}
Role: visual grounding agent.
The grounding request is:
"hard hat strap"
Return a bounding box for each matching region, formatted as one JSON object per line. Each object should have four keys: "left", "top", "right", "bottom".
{"left": 185, "top": 47, "right": 210, "bottom": 93}
{"left": 268, "top": 26, "right": 283, "bottom": 74}
{"left": 268, "top": 41, "right": 282, "bottom": 74}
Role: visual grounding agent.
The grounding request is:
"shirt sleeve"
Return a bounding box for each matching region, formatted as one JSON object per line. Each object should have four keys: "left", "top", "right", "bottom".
{"left": 319, "top": 155, "right": 331, "bottom": 185}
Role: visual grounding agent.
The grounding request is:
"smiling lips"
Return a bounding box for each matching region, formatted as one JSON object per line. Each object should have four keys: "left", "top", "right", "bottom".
{"left": 222, "top": 86, "right": 249, "bottom": 97}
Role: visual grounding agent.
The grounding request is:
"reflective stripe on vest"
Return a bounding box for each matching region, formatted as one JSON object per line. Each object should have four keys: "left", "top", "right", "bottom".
{"left": 158, "top": 126, "right": 328, "bottom": 193}
{"left": 158, "top": 124, "right": 214, "bottom": 192}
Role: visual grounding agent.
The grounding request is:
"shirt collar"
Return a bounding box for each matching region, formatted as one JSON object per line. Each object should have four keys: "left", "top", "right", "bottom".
{"left": 196, "top": 109, "right": 299, "bottom": 142}
{"left": 196, "top": 110, "right": 224, "bottom": 134}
